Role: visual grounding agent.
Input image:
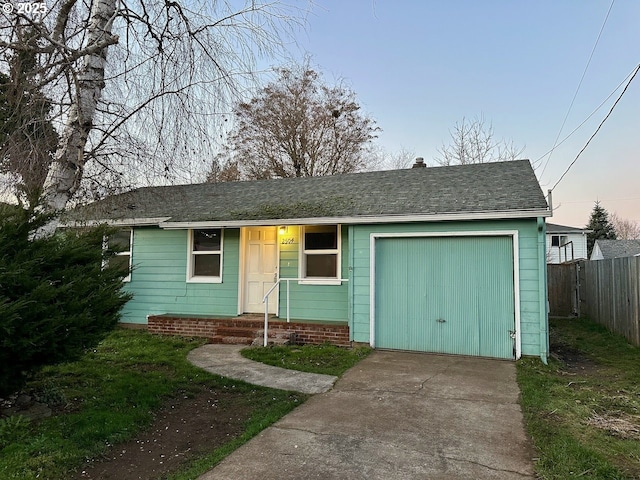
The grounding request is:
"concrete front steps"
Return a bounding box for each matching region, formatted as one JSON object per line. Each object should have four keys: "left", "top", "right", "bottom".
{"left": 146, "top": 314, "right": 350, "bottom": 347}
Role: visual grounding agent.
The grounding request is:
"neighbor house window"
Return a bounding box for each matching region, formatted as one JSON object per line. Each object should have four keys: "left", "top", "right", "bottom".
{"left": 301, "top": 225, "right": 340, "bottom": 282}
{"left": 107, "top": 228, "right": 133, "bottom": 282}
{"left": 551, "top": 235, "right": 568, "bottom": 247}
{"left": 188, "top": 229, "right": 223, "bottom": 282}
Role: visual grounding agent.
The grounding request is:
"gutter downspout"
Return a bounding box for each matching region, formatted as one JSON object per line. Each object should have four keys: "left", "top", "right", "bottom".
{"left": 538, "top": 217, "right": 549, "bottom": 364}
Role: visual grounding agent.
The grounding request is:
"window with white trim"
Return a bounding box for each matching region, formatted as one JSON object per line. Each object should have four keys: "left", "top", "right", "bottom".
{"left": 188, "top": 229, "right": 223, "bottom": 282}
{"left": 107, "top": 228, "right": 133, "bottom": 282}
{"left": 551, "top": 235, "right": 568, "bottom": 247}
{"left": 301, "top": 225, "right": 340, "bottom": 280}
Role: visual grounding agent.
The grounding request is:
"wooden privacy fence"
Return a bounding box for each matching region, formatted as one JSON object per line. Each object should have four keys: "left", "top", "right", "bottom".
{"left": 579, "top": 257, "right": 640, "bottom": 346}
{"left": 548, "top": 257, "right": 640, "bottom": 346}
{"left": 547, "top": 263, "right": 579, "bottom": 317}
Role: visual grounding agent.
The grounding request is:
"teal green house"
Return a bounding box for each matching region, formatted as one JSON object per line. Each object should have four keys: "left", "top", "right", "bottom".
{"left": 74, "top": 160, "right": 551, "bottom": 361}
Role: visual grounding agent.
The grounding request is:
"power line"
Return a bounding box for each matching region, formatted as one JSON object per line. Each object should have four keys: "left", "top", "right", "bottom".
{"left": 534, "top": 64, "right": 639, "bottom": 164}
{"left": 540, "top": 0, "right": 615, "bottom": 177}
{"left": 550, "top": 63, "right": 640, "bottom": 193}
{"left": 555, "top": 197, "right": 640, "bottom": 205}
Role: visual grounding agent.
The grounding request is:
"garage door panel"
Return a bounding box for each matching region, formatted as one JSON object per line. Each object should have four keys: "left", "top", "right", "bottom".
{"left": 375, "top": 236, "right": 515, "bottom": 359}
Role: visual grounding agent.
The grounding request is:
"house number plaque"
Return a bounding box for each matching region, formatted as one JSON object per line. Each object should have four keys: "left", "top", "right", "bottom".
{"left": 280, "top": 237, "right": 294, "bottom": 245}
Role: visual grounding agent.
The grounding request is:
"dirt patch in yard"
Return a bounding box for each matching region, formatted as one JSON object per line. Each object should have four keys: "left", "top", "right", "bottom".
{"left": 551, "top": 342, "right": 600, "bottom": 374}
{"left": 75, "top": 385, "right": 250, "bottom": 480}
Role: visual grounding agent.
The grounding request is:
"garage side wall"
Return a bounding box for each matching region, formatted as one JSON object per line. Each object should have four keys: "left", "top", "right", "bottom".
{"left": 350, "top": 219, "right": 547, "bottom": 358}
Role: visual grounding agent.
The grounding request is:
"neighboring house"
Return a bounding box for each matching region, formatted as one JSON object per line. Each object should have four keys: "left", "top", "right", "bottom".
{"left": 545, "top": 223, "right": 590, "bottom": 263}
{"left": 591, "top": 239, "right": 640, "bottom": 260}
{"left": 69, "top": 159, "right": 551, "bottom": 361}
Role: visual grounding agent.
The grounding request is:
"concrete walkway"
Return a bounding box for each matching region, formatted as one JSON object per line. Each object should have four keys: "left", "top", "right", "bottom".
{"left": 187, "top": 344, "right": 337, "bottom": 394}
{"left": 192, "top": 347, "right": 536, "bottom": 480}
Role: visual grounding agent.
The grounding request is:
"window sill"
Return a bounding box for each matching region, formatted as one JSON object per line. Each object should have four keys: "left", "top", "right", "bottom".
{"left": 187, "top": 276, "right": 223, "bottom": 284}
{"left": 298, "top": 278, "right": 343, "bottom": 286}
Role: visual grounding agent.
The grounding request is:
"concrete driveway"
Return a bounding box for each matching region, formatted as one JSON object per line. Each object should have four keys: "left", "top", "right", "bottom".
{"left": 198, "top": 351, "right": 536, "bottom": 479}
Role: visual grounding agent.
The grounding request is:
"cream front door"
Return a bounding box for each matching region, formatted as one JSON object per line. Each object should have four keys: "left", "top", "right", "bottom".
{"left": 243, "top": 227, "right": 278, "bottom": 314}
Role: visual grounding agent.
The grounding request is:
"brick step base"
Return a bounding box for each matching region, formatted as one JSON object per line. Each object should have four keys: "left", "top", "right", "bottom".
{"left": 216, "top": 326, "right": 257, "bottom": 338}
{"left": 210, "top": 335, "right": 254, "bottom": 345}
{"left": 252, "top": 330, "right": 294, "bottom": 346}
{"left": 147, "top": 315, "right": 350, "bottom": 347}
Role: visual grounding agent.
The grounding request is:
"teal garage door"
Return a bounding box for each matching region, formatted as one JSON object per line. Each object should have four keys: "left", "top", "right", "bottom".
{"left": 374, "top": 236, "right": 515, "bottom": 359}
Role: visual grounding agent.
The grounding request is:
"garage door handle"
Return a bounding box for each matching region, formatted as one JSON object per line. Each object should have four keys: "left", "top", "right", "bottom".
{"left": 436, "top": 318, "right": 446, "bottom": 323}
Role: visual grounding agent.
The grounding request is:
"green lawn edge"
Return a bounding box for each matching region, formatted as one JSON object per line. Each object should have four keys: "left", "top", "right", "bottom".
{"left": 0, "top": 329, "right": 307, "bottom": 480}
{"left": 240, "top": 343, "right": 372, "bottom": 376}
{"left": 516, "top": 317, "right": 640, "bottom": 479}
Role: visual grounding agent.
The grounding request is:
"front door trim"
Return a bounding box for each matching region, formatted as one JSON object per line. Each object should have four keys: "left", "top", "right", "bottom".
{"left": 369, "top": 230, "right": 521, "bottom": 358}
{"left": 238, "top": 226, "right": 280, "bottom": 315}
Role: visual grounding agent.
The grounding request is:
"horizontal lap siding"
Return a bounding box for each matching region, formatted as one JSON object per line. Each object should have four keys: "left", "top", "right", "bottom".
{"left": 122, "top": 227, "right": 239, "bottom": 324}
{"left": 278, "top": 225, "right": 348, "bottom": 322}
{"left": 546, "top": 233, "right": 588, "bottom": 263}
{"left": 350, "top": 219, "right": 546, "bottom": 357}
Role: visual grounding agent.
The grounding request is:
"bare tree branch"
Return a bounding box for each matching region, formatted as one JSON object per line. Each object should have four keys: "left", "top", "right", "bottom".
{"left": 211, "top": 60, "right": 379, "bottom": 181}
{"left": 610, "top": 212, "right": 640, "bottom": 239}
{"left": 0, "top": 0, "right": 308, "bottom": 209}
{"left": 436, "top": 114, "right": 524, "bottom": 166}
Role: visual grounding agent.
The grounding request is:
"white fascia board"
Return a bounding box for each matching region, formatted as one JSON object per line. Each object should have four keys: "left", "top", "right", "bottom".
{"left": 159, "top": 208, "right": 551, "bottom": 229}
{"left": 546, "top": 227, "right": 592, "bottom": 234}
{"left": 63, "top": 217, "right": 171, "bottom": 228}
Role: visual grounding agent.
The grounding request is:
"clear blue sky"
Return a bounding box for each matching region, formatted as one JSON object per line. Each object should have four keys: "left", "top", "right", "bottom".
{"left": 283, "top": 0, "right": 640, "bottom": 227}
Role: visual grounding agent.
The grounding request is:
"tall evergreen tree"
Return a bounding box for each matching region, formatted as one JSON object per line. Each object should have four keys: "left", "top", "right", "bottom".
{"left": 586, "top": 201, "right": 617, "bottom": 257}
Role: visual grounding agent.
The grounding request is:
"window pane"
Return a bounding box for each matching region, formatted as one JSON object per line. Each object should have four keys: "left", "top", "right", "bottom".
{"left": 305, "top": 225, "right": 337, "bottom": 250}
{"left": 551, "top": 235, "right": 560, "bottom": 247}
{"left": 109, "top": 229, "right": 131, "bottom": 250}
{"left": 194, "top": 254, "right": 221, "bottom": 277}
{"left": 110, "top": 254, "right": 130, "bottom": 273}
{"left": 306, "top": 254, "right": 337, "bottom": 278}
{"left": 194, "top": 229, "right": 221, "bottom": 251}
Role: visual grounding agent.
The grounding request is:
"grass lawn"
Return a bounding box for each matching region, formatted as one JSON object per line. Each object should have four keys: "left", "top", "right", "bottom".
{"left": 241, "top": 343, "right": 372, "bottom": 376}
{"left": 0, "top": 329, "right": 306, "bottom": 480}
{"left": 517, "top": 317, "right": 640, "bottom": 479}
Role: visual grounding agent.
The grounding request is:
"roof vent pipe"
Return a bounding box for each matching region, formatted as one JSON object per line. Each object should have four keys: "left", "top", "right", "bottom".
{"left": 412, "top": 157, "right": 426, "bottom": 168}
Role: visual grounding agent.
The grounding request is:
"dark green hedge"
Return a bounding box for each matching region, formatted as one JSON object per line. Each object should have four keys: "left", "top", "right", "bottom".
{"left": 0, "top": 205, "right": 132, "bottom": 396}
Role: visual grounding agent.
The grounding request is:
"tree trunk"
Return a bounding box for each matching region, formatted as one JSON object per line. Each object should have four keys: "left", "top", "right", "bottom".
{"left": 42, "top": 0, "right": 118, "bottom": 211}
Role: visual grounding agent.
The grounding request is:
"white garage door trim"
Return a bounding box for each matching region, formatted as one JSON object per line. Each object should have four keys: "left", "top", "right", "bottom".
{"left": 369, "top": 230, "right": 521, "bottom": 359}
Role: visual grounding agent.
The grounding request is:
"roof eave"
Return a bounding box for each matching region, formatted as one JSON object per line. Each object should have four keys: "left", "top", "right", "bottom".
{"left": 158, "top": 208, "right": 551, "bottom": 229}
{"left": 61, "top": 217, "right": 172, "bottom": 228}
{"left": 546, "top": 228, "right": 593, "bottom": 234}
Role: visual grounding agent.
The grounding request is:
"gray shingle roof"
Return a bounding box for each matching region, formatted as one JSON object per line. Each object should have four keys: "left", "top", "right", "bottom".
{"left": 594, "top": 239, "right": 640, "bottom": 259}
{"left": 69, "top": 160, "right": 548, "bottom": 225}
{"left": 546, "top": 223, "right": 591, "bottom": 234}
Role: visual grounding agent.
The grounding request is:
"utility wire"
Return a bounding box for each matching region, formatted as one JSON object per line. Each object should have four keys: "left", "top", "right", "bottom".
{"left": 550, "top": 63, "right": 640, "bottom": 192}
{"left": 534, "top": 65, "right": 638, "bottom": 164}
{"left": 540, "top": 0, "right": 615, "bottom": 177}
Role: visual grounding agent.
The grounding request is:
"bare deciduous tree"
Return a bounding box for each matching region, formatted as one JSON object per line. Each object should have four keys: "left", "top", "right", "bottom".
{"left": 0, "top": 29, "right": 58, "bottom": 203}
{"left": 374, "top": 146, "right": 417, "bottom": 170}
{"left": 0, "top": 1, "right": 306, "bottom": 210}
{"left": 436, "top": 115, "right": 524, "bottom": 166}
{"left": 610, "top": 212, "right": 640, "bottom": 239}
{"left": 211, "top": 61, "right": 379, "bottom": 180}
{"left": 206, "top": 158, "right": 240, "bottom": 183}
